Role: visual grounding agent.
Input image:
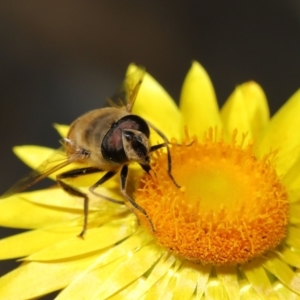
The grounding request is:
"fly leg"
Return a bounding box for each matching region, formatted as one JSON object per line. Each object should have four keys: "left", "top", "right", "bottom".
{"left": 57, "top": 167, "right": 103, "bottom": 238}
{"left": 147, "top": 121, "right": 181, "bottom": 188}
{"left": 120, "top": 165, "right": 154, "bottom": 232}
{"left": 149, "top": 141, "right": 180, "bottom": 188}
{"left": 138, "top": 143, "right": 167, "bottom": 176}
{"left": 89, "top": 171, "right": 124, "bottom": 204}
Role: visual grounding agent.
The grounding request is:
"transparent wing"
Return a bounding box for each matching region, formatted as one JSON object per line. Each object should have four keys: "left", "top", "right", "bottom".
{"left": 108, "top": 65, "right": 145, "bottom": 113}
{"left": 1, "top": 146, "right": 83, "bottom": 198}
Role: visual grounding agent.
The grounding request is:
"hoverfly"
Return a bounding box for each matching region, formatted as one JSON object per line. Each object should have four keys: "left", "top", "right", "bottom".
{"left": 1, "top": 66, "right": 179, "bottom": 237}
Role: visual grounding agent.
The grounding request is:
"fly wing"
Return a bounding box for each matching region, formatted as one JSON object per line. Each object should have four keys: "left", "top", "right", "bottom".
{"left": 108, "top": 65, "right": 145, "bottom": 113}
{"left": 1, "top": 147, "right": 79, "bottom": 198}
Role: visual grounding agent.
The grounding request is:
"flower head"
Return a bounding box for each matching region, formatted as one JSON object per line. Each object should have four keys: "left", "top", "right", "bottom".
{"left": 0, "top": 62, "right": 300, "bottom": 299}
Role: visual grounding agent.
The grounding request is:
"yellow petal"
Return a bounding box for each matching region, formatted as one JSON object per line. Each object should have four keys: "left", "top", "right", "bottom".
{"left": 204, "top": 277, "right": 228, "bottom": 300}
{"left": 26, "top": 220, "right": 136, "bottom": 261}
{"left": 290, "top": 203, "right": 300, "bottom": 224}
{"left": 108, "top": 277, "right": 147, "bottom": 300}
{"left": 87, "top": 230, "right": 152, "bottom": 268}
{"left": 57, "top": 256, "right": 125, "bottom": 300}
{"left": 242, "top": 259, "right": 278, "bottom": 299}
{"left": 164, "top": 269, "right": 178, "bottom": 300}
{"left": 221, "top": 82, "right": 269, "bottom": 141}
{"left": 273, "top": 281, "right": 300, "bottom": 300}
{"left": 94, "top": 244, "right": 162, "bottom": 299}
{"left": 172, "top": 261, "right": 199, "bottom": 300}
{"left": 0, "top": 225, "right": 80, "bottom": 259}
{"left": 195, "top": 264, "right": 212, "bottom": 298}
{"left": 180, "top": 61, "right": 221, "bottom": 138}
{"left": 216, "top": 266, "right": 240, "bottom": 300}
{"left": 0, "top": 196, "right": 80, "bottom": 228}
{"left": 282, "top": 155, "right": 300, "bottom": 203}
{"left": 11, "top": 145, "right": 121, "bottom": 193}
{"left": 127, "top": 64, "right": 182, "bottom": 140}
{"left": 0, "top": 254, "right": 99, "bottom": 300}
{"left": 286, "top": 189, "right": 300, "bottom": 205}
{"left": 12, "top": 145, "right": 98, "bottom": 184}
{"left": 21, "top": 188, "right": 103, "bottom": 211}
{"left": 145, "top": 260, "right": 182, "bottom": 300}
{"left": 263, "top": 254, "right": 300, "bottom": 295}
{"left": 239, "top": 280, "right": 262, "bottom": 300}
{"left": 257, "top": 89, "right": 300, "bottom": 175}
{"left": 56, "top": 231, "right": 153, "bottom": 299}
{"left": 240, "top": 82, "right": 269, "bottom": 140}
{"left": 221, "top": 85, "right": 250, "bottom": 139}
{"left": 285, "top": 226, "right": 300, "bottom": 248}
{"left": 53, "top": 123, "right": 70, "bottom": 138}
{"left": 13, "top": 145, "right": 58, "bottom": 173}
{"left": 275, "top": 245, "right": 300, "bottom": 268}
{"left": 111, "top": 252, "right": 177, "bottom": 299}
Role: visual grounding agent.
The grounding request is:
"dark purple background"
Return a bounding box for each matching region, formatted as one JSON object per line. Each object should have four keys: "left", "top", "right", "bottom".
{"left": 0, "top": 1, "right": 299, "bottom": 298}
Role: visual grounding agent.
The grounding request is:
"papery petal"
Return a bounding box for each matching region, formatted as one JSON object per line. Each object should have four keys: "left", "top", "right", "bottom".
{"left": 13, "top": 145, "right": 120, "bottom": 188}
{"left": 263, "top": 254, "right": 300, "bottom": 295}
{"left": 290, "top": 203, "right": 300, "bottom": 223}
{"left": 13, "top": 145, "right": 58, "bottom": 177}
{"left": 180, "top": 61, "right": 221, "bottom": 138}
{"left": 0, "top": 254, "right": 99, "bottom": 300}
{"left": 54, "top": 123, "right": 69, "bottom": 138}
{"left": 12, "top": 145, "right": 74, "bottom": 183}
{"left": 93, "top": 244, "right": 162, "bottom": 299}
{"left": 242, "top": 259, "right": 278, "bottom": 299}
{"left": 56, "top": 232, "right": 153, "bottom": 299}
{"left": 108, "top": 277, "right": 147, "bottom": 300}
{"left": 221, "top": 85, "right": 250, "bottom": 139}
{"left": 275, "top": 245, "right": 300, "bottom": 268}
{"left": 286, "top": 189, "right": 300, "bottom": 205}
{"left": 26, "top": 219, "right": 136, "bottom": 261}
{"left": 171, "top": 261, "right": 199, "bottom": 300}
{"left": 239, "top": 82, "right": 269, "bottom": 141}
{"left": 57, "top": 256, "right": 124, "bottom": 300}
{"left": 239, "top": 280, "right": 261, "bottom": 300}
{"left": 127, "top": 64, "right": 182, "bottom": 141}
{"left": 273, "top": 281, "right": 300, "bottom": 300}
{"left": 282, "top": 155, "right": 300, "bottom": 203}
{"left": 145, "top": 260, "right": 182, "bottom": 300}
{"left": 20, "top": 188, "right": 119, "bottom": 211}
{"left": 195, "top": 264, "right": 212, "bottom": 298}
{"left": 216, "top": 266, "right": 240, "bottom": 300}
{"left": 0, "top": 196, "right": 80, "bottom": 228}
{"left": 0, "top": 225, "right": 80, "bottom": 259}
{"left": 204, "top": 277, "right": 228, "bottom": 299}
{"left": 20, "top": 188, "right": 89, "bottom": 210}
{"left": 257, "top": 89, "right": 300, "bottom": 175}
{"left": 285, "top": 226, "right": 300, "bottom": 248}
{"left": 221, "top": 82, "right": 269, "bottom": 141}
{"left": 111, "top": 252, "right": 177, "bottom": 299}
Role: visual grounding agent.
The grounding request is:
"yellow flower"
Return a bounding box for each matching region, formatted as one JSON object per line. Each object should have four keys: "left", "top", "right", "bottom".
{"left": 0, "top": 62, "right": 300, "bottom": 299}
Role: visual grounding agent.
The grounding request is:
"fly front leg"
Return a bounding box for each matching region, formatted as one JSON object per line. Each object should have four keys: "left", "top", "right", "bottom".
{"left": 120, "top": 165, "right": 154, "bottom": 232}
{"left": 138, "top": 143, "right": 168, "bottom": 177}
{"left": 149, "top": 139, "right": 180, "bottom": 188}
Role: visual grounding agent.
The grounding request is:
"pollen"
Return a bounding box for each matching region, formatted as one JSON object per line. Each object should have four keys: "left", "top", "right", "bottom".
{"left": 134, "top": 129, "right": 289, "bottom": 265}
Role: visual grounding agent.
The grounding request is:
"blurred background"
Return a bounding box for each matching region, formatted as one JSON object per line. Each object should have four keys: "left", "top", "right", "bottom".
{"left": 0, "top": 0, "right": 299, "bottom": 292}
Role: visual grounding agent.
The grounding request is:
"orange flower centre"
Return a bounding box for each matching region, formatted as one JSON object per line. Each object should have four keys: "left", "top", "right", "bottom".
{"left": 134, "top": 130, "right": 289, "bottom": 265}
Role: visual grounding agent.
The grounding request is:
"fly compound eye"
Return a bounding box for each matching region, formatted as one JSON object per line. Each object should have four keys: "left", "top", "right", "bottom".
{"left": 117, "top": 115, "right": 150, "bottom": 139}
{"left": 101, "top": 126, "right": 128, "bottom": 165}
